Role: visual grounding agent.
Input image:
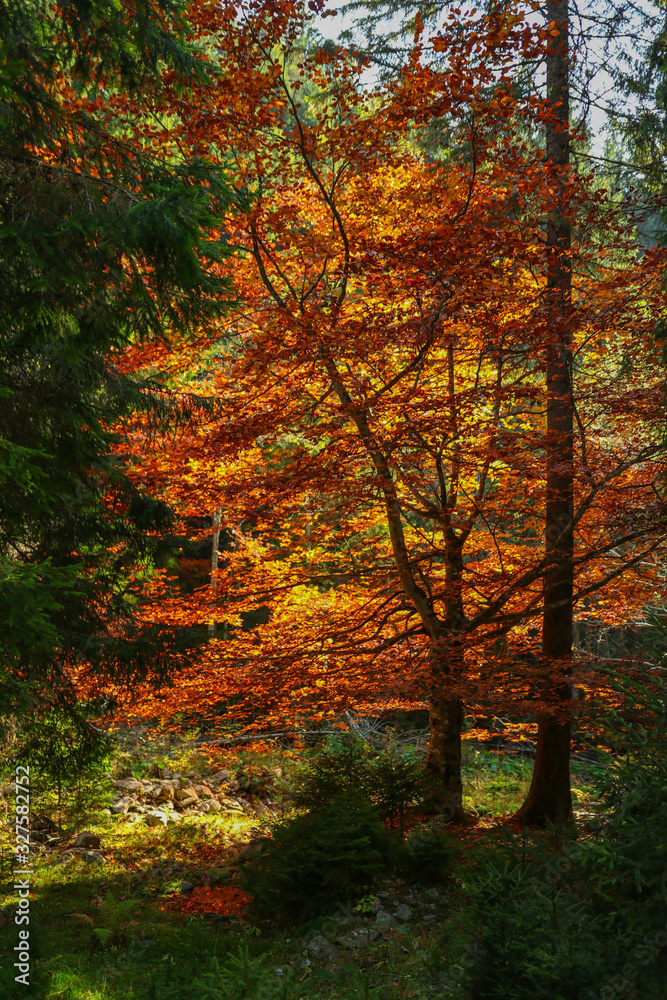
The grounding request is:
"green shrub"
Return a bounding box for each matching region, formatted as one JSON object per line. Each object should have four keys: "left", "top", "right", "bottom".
{"left": 291, "top": 734, "right": 374, "bottom": 808}
{"left": 17, "top": 703, "right": 112, "bottom": 807}
{"left": 460, "top": 829, "right": 608, "bottom": 1000}
{"left": 459, "top": 658, "right": 667, "bottom": 1000}
{"left": 293, "top": 732, "right": 425, "bottom": 831}
{"left": 394, "top": 821, "right": 460, "bottom": 885}
{"left": 583, "top": 669, "right": 667, "bottom": 935}
{"left": 371, "top": 740, "right": 424, "bottom": 833}
{"left": 239, "top": 797, "right": 393, "bottom": 923}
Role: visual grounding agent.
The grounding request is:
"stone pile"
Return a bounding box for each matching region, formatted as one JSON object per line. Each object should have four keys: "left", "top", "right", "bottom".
{"left": 302, "top": 891, "right": 442, "bottom": 967}
{"left": 107, "top": 766, "right": 279, "bottom": 827}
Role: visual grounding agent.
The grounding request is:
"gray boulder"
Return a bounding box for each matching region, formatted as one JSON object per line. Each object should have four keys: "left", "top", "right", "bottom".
{"left": 144, "top": 811, "right": 168, "bottom": 827}
{"left": 113, "top": 777, "right": 142, "bottom": 792}
{"left": 239, "top": 839, "right": 270, "bottom": 861}
{"left": 394, "top": 903, "right": 412, "bottom": 923}
{"left": 73, "top": 831, "right": 100, "bottom": 850}
{"left": 306, "top": 935, "right": 340, "bottom": 964}
{"left": 375, "top": 910, "right": 396, "bottom": 930}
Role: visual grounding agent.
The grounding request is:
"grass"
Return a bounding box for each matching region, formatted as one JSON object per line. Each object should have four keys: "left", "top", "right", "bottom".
{"left": 460, "top": 742, "right": 602, "bottom": 823}
{"left": 0, "top": 738, "right": 609, "bottom": 1000}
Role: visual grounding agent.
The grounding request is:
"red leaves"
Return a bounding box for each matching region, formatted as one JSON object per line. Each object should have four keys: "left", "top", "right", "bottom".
{"left": 81, "top": 0, "right": 667, "bottom": 748}
{"left": 161, "top": 885, "right": 251, "bottom": 916}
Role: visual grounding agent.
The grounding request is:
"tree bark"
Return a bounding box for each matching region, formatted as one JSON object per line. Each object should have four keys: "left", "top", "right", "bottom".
{"left": 517, "top": 0, "right": 574, "bottom": 826}
{"left": 322, "top": 347, "right": 465, "bottom": 811}
{"left": 425, "top": 547, "right": 465, "bottom": 821}
{"left": 426, "top": 676, "right": 464, "bottom": 820}
{"left": 208, "top": 506, "right": 222, "bottom": 637}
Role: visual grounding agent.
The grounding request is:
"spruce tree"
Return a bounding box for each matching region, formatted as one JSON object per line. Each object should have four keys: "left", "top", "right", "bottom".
{"left": 0, "top": 0, "right": 242, "bottom": 758}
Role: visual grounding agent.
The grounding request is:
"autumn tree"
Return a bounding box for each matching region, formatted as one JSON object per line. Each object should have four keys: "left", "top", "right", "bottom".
{"left": 106, "top": 0, "right": 667, "bottom": 824}
{"left": 0, "top": 0, "right": 241, "bottom": 756}
{"left": 518, "top": 0, "right": 573, "bottom": 824}
{"left": 335, "top": 0, "right": 667, "bottom": 827}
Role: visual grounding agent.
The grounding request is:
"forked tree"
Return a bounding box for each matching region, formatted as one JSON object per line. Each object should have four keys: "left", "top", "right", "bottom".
{"left": 109, "top": 0, "right": 667, "bottom": 824}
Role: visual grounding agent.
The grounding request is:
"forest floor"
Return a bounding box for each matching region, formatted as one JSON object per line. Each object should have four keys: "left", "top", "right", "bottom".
{"left": 0, "top": 733, "right": 613, "bottom": 1000}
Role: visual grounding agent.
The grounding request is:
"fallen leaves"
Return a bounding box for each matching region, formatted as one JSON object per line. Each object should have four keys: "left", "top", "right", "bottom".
{"left": 160, "top": 885, "right": 251, "bottom": 917}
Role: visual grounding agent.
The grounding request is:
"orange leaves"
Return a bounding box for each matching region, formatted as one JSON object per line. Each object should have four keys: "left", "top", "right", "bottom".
{"left": 89, "top": 0, "right": 667, "bottom": 746}
{"left": 161, "top": 885, "right": 251, "bottom": 917}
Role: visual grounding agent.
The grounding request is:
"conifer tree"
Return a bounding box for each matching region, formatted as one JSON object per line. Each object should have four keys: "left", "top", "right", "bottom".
{"left": 0, "top": 0, "right": 241, "bottom": 754}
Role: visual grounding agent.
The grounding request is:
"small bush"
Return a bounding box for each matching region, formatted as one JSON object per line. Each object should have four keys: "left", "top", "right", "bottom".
{"left": 160, "top": 947, "right": 276, "bottom": 1000}
{"left": 293, "top": 732, "right": 425, "bottom": 831}
{"left": 460, "top": 658, "right": 667, "bottom": 1000}
{"left": 460, "top": 829, "right": 608, "bottom": 1000}
{"left": 239, "top": 797, "right": 393, "bottom": 923}
{"left": 395, "top": 821, "right": 460, "bottom": 885}
{"left": 372, "top": 741, "right": 424, "bottom": 833}
{"left": 291, "top": 734, "right": 374, "bottom": 808}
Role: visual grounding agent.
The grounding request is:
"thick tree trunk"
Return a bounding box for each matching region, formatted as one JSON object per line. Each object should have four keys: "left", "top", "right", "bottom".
{"left": 425, "top": 562, "right": 465, "bottom": 821}
{"left": 517, "top": 0, "right": 574, "bottom": 826}
{"left": 426, "top": 689, "right": 464, "bottom": 820}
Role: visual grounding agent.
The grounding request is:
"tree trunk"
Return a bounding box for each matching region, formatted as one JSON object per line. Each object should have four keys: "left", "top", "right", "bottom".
{"left": 425, "top": 583, "right": 465, "bottom": 821}
{"left": 426, "top": 688, "right": 464, "bottom": 821}
{"left": 208, "top": 507, "right": 222, "bottom": 637}
{"left": 518, "top": 0, "right": 574, "bottom": 826}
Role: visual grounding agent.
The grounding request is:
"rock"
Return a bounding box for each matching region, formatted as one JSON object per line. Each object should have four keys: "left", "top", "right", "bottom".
{"left": 144, "top": 811, "right": 168, "bottom": 827}
{"left": 152, "top": 784, "right": 175, "bottom": 801}
{"left": 239, "top": 839, "right": 270, "bottom": 861}
{"left": 30, "top": 815, "right": 63, "bottom": 843}
{"left": 211, "top": 769, "right": 230, "bottom": 782}
{"left": 111, "top": 797, "right": 131, "bottom": 815}
{"left": 113, "top": 777, "right": 143, "bottom": 792}
{"left": 200, "top": 799, "right": 222, "bottom": 814}
{"left": 219, "top": 797, "right": 244, "bottom": 813}
{"left": 83, "top": 851, "right": 103, "bottom": 863}
{"left": 422, "top": 914, "right": 437, "bottom": 922}
{"left": 426, "top": 887, "right": 439, "bottom": 899}
{"left": 375, "top": 910, "right": 396, "bottom": 930}
{"left": 180, "top": 881, "right": 194, "bottom": 894}
{"left": 175, "top": 786, "right": 199, "bottom": 802}
{"left": 128, "top": 803, "right": 145, "bottom": 814}
{"left": 307, "top": 935, "right": 340, "bottom": 964}
{"left": 162, "top": 769, "right": 173, "bottom": 779}
{"left": 176, "top": 794, "right": 198, "bottom": 808}
{"left": 336, "top": 927, "right": 380, "bottom": 950}
{"left": 394, "top": 903, "right": 412, "bottom": 923}
{"left": 194, "top": 785, "right": 213, "bottom": 798}
{"left": 74, "top": 831, "right": 100, "bottom": 850}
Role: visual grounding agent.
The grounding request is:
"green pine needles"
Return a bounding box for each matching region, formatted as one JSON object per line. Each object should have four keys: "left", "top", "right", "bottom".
{"left": 0, "top": 0, "right": 244, "bottom": 766}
